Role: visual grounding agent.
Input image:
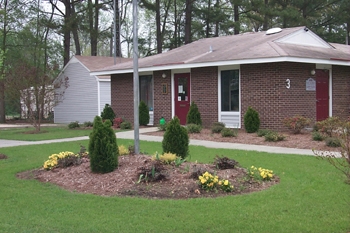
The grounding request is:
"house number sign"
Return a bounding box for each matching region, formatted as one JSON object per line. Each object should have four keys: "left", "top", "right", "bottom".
{"left": 286, "top": 79, "right": 291, "bottom": 89}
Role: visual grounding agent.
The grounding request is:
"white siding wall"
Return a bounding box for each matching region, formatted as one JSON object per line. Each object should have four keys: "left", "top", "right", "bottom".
{"left": 98, "top": 80, "right": 111, "bottom": 115}
{"left": 54, "top": 62, "right": 99, "bottom": 124}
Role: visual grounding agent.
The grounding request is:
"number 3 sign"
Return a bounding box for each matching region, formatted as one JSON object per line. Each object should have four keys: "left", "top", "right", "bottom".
{"left": 286, "top": 79, "right": 291, "bottom": 89}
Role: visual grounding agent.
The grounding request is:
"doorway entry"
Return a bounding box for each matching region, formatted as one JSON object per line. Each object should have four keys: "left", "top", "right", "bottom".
{"left": 174, "top": 73, "right": 191, "bottom": 125}
{"left": 316, "top": 69, "right": 329, "bottom": 121}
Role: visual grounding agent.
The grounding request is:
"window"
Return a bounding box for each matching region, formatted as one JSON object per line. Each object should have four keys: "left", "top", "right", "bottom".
{"left": 221, "top": 70, "right": 239, "bottom": 111}
{"left": 139, "top": 75, "right": 153, "bottom": 110}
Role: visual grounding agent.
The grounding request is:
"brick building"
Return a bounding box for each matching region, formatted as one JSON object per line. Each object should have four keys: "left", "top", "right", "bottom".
{"left": 92, "top": 26, "right": 350, "bottom": 130}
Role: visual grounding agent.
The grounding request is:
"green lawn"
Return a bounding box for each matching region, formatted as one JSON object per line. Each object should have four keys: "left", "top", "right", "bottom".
{"left": 0, "top": 139, "right": 349, "bottom": 232}
{"left": 0, "top": 126, "right": 123, "bottom": 141}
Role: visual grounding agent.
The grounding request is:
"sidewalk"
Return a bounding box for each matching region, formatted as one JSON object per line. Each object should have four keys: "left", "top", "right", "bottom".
{"left": 0, "top": 126, "right": 323, "bottom": 156}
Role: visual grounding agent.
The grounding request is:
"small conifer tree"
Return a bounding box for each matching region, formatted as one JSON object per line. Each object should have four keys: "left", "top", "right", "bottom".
{"left": 244, "top": 106, "right": 260, "bottom": 133}
{"left": 186, "top": 101, "right": 202, "bottom": 126}
{"left": 139, "top": 101, "right": 150, "bottom": 126}
{"left": 162, "top": 116, "right": 189, "bottom": 159}
{"left": 89, "top": 116, "right": 119, "bottom": 173}
{"left": 101, "top": 104, "right": 116, "bottom": 125}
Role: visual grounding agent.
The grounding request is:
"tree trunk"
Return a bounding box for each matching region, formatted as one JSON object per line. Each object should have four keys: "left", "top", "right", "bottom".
{"left": 184, "top": 0, "right": 192, "bottom": 44}
{"left": 0, "top": 0, "right": 8, "bottom": 123}
{"left": 156, "top": 0, "right": 162, "bottom": 53}
{"left": 234, "top": 4, "right": 239, "bottom": 35}
{"left": 63, "top": 0, "right": 71, "bottom": 66}
{"left": 71, "top": 0, "right": 81, "bottom": 55}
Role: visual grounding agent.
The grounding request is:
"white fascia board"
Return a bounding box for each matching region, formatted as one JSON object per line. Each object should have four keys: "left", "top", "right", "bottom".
{"left": 90, "top": 57, "right": 349, "bottom": 76}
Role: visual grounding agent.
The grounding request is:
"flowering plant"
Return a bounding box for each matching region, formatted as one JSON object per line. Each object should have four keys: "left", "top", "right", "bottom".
{"left": 43, "top": 151, "right": 88, "bottom": 170}
{"left": 118, "top": 145, "right": 130, "bottom": 155}
{"left": 248, "top": 166, "right": 274, "bottom": 181}
{"left": 282, "top": 116, "right": 310, "bottom": 134}
{"left": 198, "top": 171, "right": 234, "bottom": 192}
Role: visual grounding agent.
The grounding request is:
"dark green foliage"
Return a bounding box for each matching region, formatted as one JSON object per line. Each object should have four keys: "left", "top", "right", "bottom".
{"left": 83, "top": 121, "right": 93, "bottom": 127}
{"left": 162, "top": 117, "right": 189, "bottom": 159}
{"left": 120, "top": 121, "right": 132, "bottom": 129}
{"left": 139, "top": 101, "right": 150, "bottom": 126}
{"left": 325, "top": 137, "right": 341, "bottom": 147}
{"left": 221, "top": 128, "right": 236, "bottom": 137}
{"left": 186, "top": 101, "right": 202, "bottom": 126}
{"left": 312, "top": 131, "right": 324, "bottom": 141}
{"left": 89, "top": 116, "right": 119, "bottom": 173}
{"left": 211, "top": 122, "right": 225, "bottom": 133}
{"left": 68, "top": 121, "right": 80, "bottom": 129}
{"left": 101, "top": 104, "right": 116, "bottom": 125}
{"left": 257, "top": 129, "right": 272, "bottom": 137}
{"left": 244, "top": 106, "right": 260, "bottom": 133}
{"left": 186, "top": 123, "right": 202, "bottom": 133}
{"left": 264, "top": 131, "right": 285, "bottom": 142}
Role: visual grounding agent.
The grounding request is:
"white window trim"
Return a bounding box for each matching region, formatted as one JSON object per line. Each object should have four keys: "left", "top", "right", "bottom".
{"left": 218, "top": 65, "right": 241, "bottom": 128}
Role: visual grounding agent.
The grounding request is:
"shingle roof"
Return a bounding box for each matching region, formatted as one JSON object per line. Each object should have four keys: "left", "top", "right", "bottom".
{"left": 92, "top": 26, "right": 350, "bottom": 74}
{"left": 74, "top": 55, "right": 131, "bottom": 71}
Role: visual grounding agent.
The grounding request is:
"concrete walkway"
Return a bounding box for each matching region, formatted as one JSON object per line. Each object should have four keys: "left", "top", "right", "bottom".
{"left": 0, "top": 125, "right": 325, "bottom": 156}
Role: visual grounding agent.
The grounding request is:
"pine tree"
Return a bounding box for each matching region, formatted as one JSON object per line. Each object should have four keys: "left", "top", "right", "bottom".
{"left": 139, "top": 101, "right": 150, "bottom": 126}
{"left": 101, "top": 104, "right": 116, "bottom": 125}
{"left": 89, "top": 116, "right": 119, "bottom": 173}
{"left": 244, "top": 106, "right": 260, "bottom": 133}
{"left": 186, "top": 101, "right": 202, "bottom": 126}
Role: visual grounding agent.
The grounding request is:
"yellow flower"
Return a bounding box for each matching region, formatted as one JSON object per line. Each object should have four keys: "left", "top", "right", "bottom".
{"left": 224, "top": 180, "right": 229, "bottom": 186}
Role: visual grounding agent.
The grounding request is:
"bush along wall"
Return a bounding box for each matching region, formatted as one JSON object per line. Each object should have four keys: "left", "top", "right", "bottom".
{"left": 89, "top": 116, "right": 119, "bottom": 173}
{"left": 244, "top": 106, "right": 260, "bottom": 133}
{"left": 139, "top": 101, "right": 150, "bottom": 126}
{"left": 186, "top": 101, "right": 202, "bottom": 126}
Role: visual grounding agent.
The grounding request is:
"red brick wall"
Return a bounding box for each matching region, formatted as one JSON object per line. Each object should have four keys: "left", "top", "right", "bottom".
{"left": 332, "top": 65, "right": 350, "bottom": 120}
{"left": 241, "top": 62, "right": 316, "bottom": 130}
{"left": 153, "top": 70, "right": 172, "bottom": 125}
{"left": 111, "top": 73, "right": 134, "bottom": 121}
{"left": 191, "top": 67, "right": 218, "bottom": 128}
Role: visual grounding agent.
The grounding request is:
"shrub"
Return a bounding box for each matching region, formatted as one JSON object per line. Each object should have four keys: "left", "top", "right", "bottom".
{"left": 113, "top": 117, "right": 123, "bottom": 128}
{"left": 283, "top": 115, "right": 311, "bottom": 134}
{"left": 186, "top": 101, "right": 202, "bottom": 126}
{"left": 312, "top": 131, "right": 324, "bottom": 141}
{"left": 139, "top": 101, "right": 150, "bottom": 126}
{"left": 162, "top": 116, "right": 189, "bottom": 159}
{"left": 315, "top": 117, "right": 342, "bottom": 137}
{"left": 83, "top": 121, "right": 93, "bottom": 127}
{"left": 325, "top": 137, "right": 341, "bottom": 147}
{"left": 101, "top": 104, "right": 116, "bottom": 125}
{"left": 120, "top": 121, "right": 132, "bottom": 129}
{"left": 186, "top": 123, "right": 202, "bottom": 133}
{"left": 89, "top": 116, "right": 119, "bottom": 173}
{"left": 221, "top": 128, "right": 236, "bottom": 137}
{"left": 264, "top": 131, "right": 285, "bottom": 142}
{"left": 68, "top": 121, "right": 80, "bottom": 129}
{"left": 158, "top": 122, "right": 167, "bottom": 131}
{"left": 118, "top": 145, "right": 129, "bottom": 155}
{"left": 214, "top": 155, "right": 239, "bottom": 169}
{"left": 211, "top": 122, "right": 225, "bottom": 133}
{"left": 257, "top": 129, "right": 272, "bottom": 137}
{"left": 244, "top": 106, "right": 260, "bottom": 133}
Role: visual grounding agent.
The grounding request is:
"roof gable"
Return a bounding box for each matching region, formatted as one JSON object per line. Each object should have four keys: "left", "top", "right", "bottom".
{"left": 275, "top": 27, "right": 332, "bottom": 48}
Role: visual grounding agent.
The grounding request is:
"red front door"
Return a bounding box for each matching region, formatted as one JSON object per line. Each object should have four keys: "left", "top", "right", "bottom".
{"left": 174, "top": 73, "right": 191, "bottom": 125}
{"left": 316, "top": 69, "right": 329, "bottom": 121}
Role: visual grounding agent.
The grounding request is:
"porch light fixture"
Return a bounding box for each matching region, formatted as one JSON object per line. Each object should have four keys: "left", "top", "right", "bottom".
{"left": 310, "top": 69, "right": 316, "bottom": 75}
{"left": 162, "top": 73, "right": 167, "bottom": 78}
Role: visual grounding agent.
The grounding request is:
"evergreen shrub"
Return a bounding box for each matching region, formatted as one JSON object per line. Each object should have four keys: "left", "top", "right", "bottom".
{"left": 325, "top": 137, "right": 341, "bottom": 147}
{"left": 186, "top": 101, "right": 202, "bottom": 126}
{"left": 89, "top": 116, "right": 119, "bottom": 173}
{"left": 68, "top": 121, "right": 80, "bottom": 129}
{"left": 211, "top": 122, "right": 225, "bottom": 133}
{"left": 244, "top": 106, "right": 260, "bottom": 133}
{"left": 120, "top": 121, "right": 132, "bottom": 129}
{"left": 221, "top": 128, "right": 236, "bottom": 137}
{"left": 162, "top": 117, "right": 189, "bottom": 159}
{"left": 186, "top": 123, "right": 202, "bottom": 133}
{"left": 139, "top": 101, "right": 150, "bottom": 126}
{"left": 101, "top": 104, "right": 116, "bottom": 125}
